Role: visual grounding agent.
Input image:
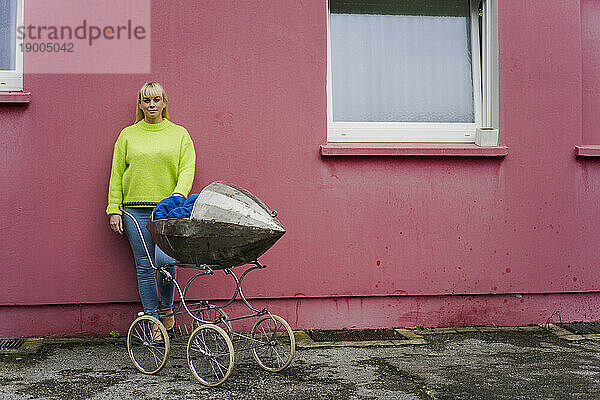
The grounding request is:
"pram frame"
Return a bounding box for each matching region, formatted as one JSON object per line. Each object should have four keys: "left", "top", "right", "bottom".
{"left": 120, "top": 202, "right": 295, "bottom": 386}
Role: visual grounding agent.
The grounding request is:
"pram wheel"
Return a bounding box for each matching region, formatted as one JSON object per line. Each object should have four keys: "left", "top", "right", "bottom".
{"left": 127, "top": 315, "right": 170, "bottom": 375}
{"left": 187, "top": 324, "right": 234, "bottom": 386}
{"left": 192, "top": 307, "right": 232, "bottom": 333}
{"left": 250, "top": 314, "right": 295, "bottom": 372}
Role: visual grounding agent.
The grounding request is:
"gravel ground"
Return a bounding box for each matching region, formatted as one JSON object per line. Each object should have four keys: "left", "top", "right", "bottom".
{"left": 2, "top": 328, "right": 600, "bottom": 399}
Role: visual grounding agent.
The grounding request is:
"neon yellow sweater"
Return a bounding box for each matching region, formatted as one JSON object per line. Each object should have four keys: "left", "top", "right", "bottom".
{"left": 106, "top": 118, "right": 196, "bottom": 215}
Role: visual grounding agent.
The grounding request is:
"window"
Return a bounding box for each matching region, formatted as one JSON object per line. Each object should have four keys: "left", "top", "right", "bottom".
{"left": 327, "top": 0, "right": 499, "bottom": 142}
{"left": 0, "top": 0, "right": 23, "bottom": 91}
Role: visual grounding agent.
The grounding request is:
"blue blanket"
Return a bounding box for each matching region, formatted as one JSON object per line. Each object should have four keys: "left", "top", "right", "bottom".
{"left": 153, "top": 194, "right": 199, "bottom": 220}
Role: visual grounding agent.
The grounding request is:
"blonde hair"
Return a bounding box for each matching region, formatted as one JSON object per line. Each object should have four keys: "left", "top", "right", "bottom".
{"left": 135, "top": 82, "right": 170, "bottom": 123}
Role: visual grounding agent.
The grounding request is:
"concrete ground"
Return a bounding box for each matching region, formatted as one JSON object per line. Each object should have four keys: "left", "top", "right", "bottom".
{"left": 1, "top": 325, "right": 600, "bottom": 400}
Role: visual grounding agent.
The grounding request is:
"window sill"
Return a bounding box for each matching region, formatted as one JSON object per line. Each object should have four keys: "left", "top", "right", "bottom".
{"left": 0, "top": 91, "right": 31, "bottom": 103}
{"left": 320, "top": 142, "right": 509, "bottom": 157}
{"left": 575, "top": 145, "right": 600, "bottom": 157}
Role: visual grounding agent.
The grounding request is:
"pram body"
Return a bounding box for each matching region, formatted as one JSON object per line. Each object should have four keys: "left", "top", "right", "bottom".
{"left": 147, "top": 181, "right": 285, "bottom": 268}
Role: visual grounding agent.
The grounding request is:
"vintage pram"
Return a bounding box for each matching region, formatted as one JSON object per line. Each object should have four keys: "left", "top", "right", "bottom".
{"left": 120, "top": 181, "right": 294, "bottom": 387}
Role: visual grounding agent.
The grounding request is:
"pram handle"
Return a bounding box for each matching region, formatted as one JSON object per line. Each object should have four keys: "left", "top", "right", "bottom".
{"left": 118, "top": 203, "right": 160, "bottom": 272}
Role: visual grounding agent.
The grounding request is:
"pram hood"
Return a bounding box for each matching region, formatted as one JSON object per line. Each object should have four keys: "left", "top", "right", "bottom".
{"left": 190, "top": 181, "right": 284, "bottom": 231}
{"left": 148, "top": 181, "right": 285, "bottom": 268}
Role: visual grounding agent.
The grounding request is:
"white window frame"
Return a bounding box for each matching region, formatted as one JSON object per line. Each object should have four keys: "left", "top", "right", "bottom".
{"left": 0, "top": 0, "right": 24, "bottom": 92}
{"left": 326, "top": 0, "right": 499, "bottom": 143}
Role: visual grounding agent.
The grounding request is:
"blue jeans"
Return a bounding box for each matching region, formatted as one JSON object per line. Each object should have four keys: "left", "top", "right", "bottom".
{"left": 122, "top": 207, "right": 176, "bottom": 319}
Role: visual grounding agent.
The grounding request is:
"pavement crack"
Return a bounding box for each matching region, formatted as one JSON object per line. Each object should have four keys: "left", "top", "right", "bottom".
{"left": 356, "top": 357, "right": 434, "bottom": 399}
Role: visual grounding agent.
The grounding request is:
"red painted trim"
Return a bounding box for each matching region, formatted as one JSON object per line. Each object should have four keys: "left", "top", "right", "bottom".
{"left": 320, "top": 142, "right": 509, "bottom": 157}
{"left": 575, "top": 145, "right": 600, "bottom": 156}
{"left": 0, "top": 91, "right": 31, "bottom": 103}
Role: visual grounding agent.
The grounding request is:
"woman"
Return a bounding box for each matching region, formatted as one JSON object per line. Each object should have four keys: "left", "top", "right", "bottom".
{"left": 107, "top": 82, "right": 196, "bottom": 336}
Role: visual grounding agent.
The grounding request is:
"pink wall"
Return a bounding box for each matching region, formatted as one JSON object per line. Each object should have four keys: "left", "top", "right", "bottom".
{"left": 2, "top": 0, "right": 600, "bottom": 336}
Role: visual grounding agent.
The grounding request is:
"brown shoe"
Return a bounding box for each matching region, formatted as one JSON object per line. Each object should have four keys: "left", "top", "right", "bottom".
{"left": 150, "top": 323, "right": 163, "bottom": 342}
{"left": 160, "top": 307, "right": 175, "bottom": 331}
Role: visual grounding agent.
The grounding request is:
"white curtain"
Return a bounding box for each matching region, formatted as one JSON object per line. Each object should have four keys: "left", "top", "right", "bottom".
{"left": 0, "top": 0, "right": 18, "bottom": 71}
{"left": 330, "top": 13, "right": 474, "bottom": 123}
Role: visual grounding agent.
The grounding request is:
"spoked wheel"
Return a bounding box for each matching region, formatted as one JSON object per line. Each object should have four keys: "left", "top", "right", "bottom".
{"left": 127, "top": 315, "right": 170, "bottom": 374}
{"left": 187, "top": 324, "right": 234, "bottom": 386}
{"left": 251, "top": 314, "right": 295, "bottom": 372}
{"left": 192, "top": 307, "right": 232, "bottom": 333}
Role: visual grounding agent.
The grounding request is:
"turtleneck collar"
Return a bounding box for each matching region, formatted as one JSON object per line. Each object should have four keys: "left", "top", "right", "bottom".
{"left": 137, "top": 118, "right": 172, "bottom": 131}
